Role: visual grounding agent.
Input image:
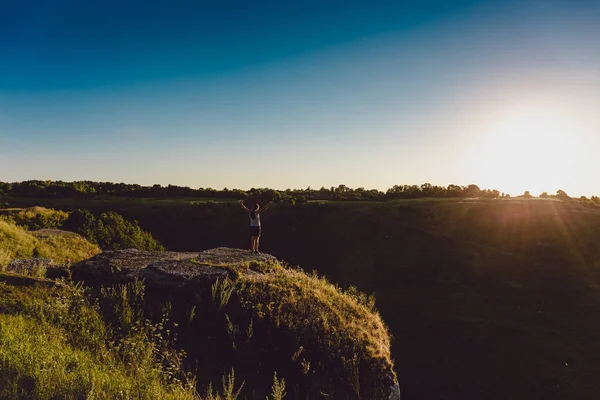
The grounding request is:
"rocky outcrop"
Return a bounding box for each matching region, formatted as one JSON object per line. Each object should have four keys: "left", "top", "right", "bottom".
{"left": 71, "top": 247, "right": 277, "bottom": 287}
{"left": 71, "top": 247, "right": 400, "bottom": 400}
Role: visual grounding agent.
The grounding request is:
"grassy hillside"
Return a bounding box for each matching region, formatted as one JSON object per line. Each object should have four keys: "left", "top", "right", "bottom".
{"left": 1, "top": 206, "right": 163, "bottom": 258}
{"left": 0, "top": 206, "right": 68, "bottom": 230}
{"left": 0, "top": 273, "right": 197, "bottom": 399}
{"left": 166, "top": 257, "right": 396, "bottom": 398}
{"left": 4, "top": 196, "right": 600, "bottom": 398}
{"left": 0, "top": 219, "right": 100, "bottom": 267}
{"left": 0, "top": 254, "right": 396, "bottom": 398}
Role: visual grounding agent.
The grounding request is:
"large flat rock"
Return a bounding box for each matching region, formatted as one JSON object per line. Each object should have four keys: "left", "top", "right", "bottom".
{"left": 71, "top": 247, "right": 277, "bottom": 287}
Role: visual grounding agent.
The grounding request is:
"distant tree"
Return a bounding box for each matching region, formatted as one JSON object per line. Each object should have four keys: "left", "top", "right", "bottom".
{"left": 296, "top": 195, "right": 308, "bottom": 204}
{"left": 464, "top": 184, "right": 481, "bottom": 198}
{"left": 420, "top": 183, "right": 433, "bottom": 196}
{"left": 386, "top": 185, "right": 404, "bottom": 199}
{"left": 481, "top": 189, "right": 500, "bottom": 199}
{"left": 447, "top": 184, "right": 464, "bottom": 197}
{"left": 556, "top": 189, "right": 570, "bottom": 199}
{"left": 539, "top": 192, "right": 549, "bottom": 198}
{"left": 332, "top": 184, "right": 350, "bottom": 200}
{"left": 0, "top": 182, "right": 11, "bottom": 194}
{"left": 403, "top": 185, "right": 421, "bottom": 198}
{"left": 336, "top": 184, "right": 349, "bottom": 194}
{"left": 523, "top": 191, "right": 532, "bottom": 198}
{"left": 150, "top": 184, "right": 167, "bottom": 197}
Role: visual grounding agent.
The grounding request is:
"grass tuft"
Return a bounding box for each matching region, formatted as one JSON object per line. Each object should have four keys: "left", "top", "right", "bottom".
{"left": 204, "top": 369, "right": 244, "bottom": 400}
{"left": 267, "top": 372, "right": 287, "bottom": 400}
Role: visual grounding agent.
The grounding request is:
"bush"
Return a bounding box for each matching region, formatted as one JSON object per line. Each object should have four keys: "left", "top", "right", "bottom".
{"left": 61, "top": 209, "right": 97, "bottom": 242}
{"left": 63, "top": 209, "right": 164, "bottom": 251}
{"left": 96, "top": 212, "right": 164, "bottom": 251}
{"left": 0, "top": 207, "right": 68, "bottom": 231}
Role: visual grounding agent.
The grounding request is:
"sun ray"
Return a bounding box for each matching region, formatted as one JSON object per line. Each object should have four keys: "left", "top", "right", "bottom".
{"left": 466, "top": 104, "right": 583, "bottom": 195}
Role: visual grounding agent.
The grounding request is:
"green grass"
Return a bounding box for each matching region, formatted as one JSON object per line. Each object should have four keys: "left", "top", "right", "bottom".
{"left": 241, "top": 267, "right": 391, "bottom": 363}
{"left": 0, "top": 220, "right": 37, "bottom": 266}
{"left": 0, "top": 314, "right": 171, "bottom": 399}
{"left": 201, "top": 259, "right": 394, "bottom": 398}
{"left": 0, "top": 272, "right": 301, "bottom": 400}
{"left": 0, "top": 206, "right": 69, "bottom": 230}
{"left": 0, "top": 274, "right": 198, "bottom": 399}
{"left": 32, "top": 229, "right": 101, "bottom": 263}
{"left": 0, "top": 219, "right": 100, "bottom": 267}
{"left": 0, "top": 196, "right": 242, "bottom": 211}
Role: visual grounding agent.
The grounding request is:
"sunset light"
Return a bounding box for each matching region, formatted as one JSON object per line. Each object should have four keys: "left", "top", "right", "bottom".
{"left": 467, "top": 102, "right": 591, "bottom": 196}
{"left": 3, "top": 1, "right": 600, "bottom": 196}
{"left": 3, "top": 2, "right": 600, "bottom": 399}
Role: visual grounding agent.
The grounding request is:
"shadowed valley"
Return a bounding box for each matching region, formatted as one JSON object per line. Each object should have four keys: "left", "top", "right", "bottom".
{"left": 3, "top": 191, "right": 600, "bottom": 399}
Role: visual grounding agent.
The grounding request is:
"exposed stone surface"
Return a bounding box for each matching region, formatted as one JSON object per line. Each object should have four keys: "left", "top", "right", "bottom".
{"left": 6, "top": 258, "right": 70, "bottom": 279}
{"left": 194, "top": 247, "right": 277, "bottom": 266}
{"left": 71, "top": 247, "right": 277, "bottom": 287}
{"left": 71, "top": 248, "right": 197, "bottom": 285}
{"left": 6, "top": 258, "right": 54, "bottom": 273}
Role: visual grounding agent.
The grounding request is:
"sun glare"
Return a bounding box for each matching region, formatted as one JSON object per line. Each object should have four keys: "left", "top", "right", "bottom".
{"left": 468, "top": 105, "right": 581, "bottom": 195}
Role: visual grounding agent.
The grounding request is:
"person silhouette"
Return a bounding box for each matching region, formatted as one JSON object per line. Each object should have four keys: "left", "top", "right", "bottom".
{"left": 239, "top": 200, "right": 273, "bottom": 254}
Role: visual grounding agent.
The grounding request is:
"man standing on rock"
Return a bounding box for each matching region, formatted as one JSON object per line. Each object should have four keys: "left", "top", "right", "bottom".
{"left": 239, "top": 200, "right": 273, "bottom": 254}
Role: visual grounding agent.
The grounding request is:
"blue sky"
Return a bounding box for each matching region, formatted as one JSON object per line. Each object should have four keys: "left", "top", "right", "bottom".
{"left": 1, "top": 0, "right": 599, "bottom": 195}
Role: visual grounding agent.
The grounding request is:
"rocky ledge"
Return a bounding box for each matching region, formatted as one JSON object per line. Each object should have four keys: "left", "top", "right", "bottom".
{"left": 71, "top": 247, "right": 277, "bottom": 287}
{"left": 71, "top": 247, "right": 400, "bottom": 400}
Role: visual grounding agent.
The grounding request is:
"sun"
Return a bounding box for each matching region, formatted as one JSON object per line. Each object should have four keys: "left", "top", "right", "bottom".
{"left": 468, "top": 105, "right": 580, "bottom": 195}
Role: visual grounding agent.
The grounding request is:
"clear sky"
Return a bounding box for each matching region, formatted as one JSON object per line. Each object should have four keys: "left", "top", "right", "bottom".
{"left": 1, "top": 0, "right": 599, "bottom": 195}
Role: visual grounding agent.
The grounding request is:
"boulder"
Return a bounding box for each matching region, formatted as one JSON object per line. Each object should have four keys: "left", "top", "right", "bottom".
{"left": 6, "top": 258, "right": 70, "bottom": 279}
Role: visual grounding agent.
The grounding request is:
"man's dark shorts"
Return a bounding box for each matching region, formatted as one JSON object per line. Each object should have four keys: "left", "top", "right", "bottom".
{"left": 250, "top": 226, "right": 261, "bottom": 237}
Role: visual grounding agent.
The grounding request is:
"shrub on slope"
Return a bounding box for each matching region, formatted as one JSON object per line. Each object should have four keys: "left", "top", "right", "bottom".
{"left": 0, "top": 206, "right": 68, "bottom": 230}
{"left": 62, "top": 209, "right": 164, "bottom": 251}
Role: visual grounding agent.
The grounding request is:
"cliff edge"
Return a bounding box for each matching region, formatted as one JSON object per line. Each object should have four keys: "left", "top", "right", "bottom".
{"left": 73, "top": 247, "right": 400, "bottom": 399}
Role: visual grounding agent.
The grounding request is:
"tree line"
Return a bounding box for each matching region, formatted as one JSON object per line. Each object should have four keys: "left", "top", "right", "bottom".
{"left": 1, "top": 180, "right": 598, "bottom": 205}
